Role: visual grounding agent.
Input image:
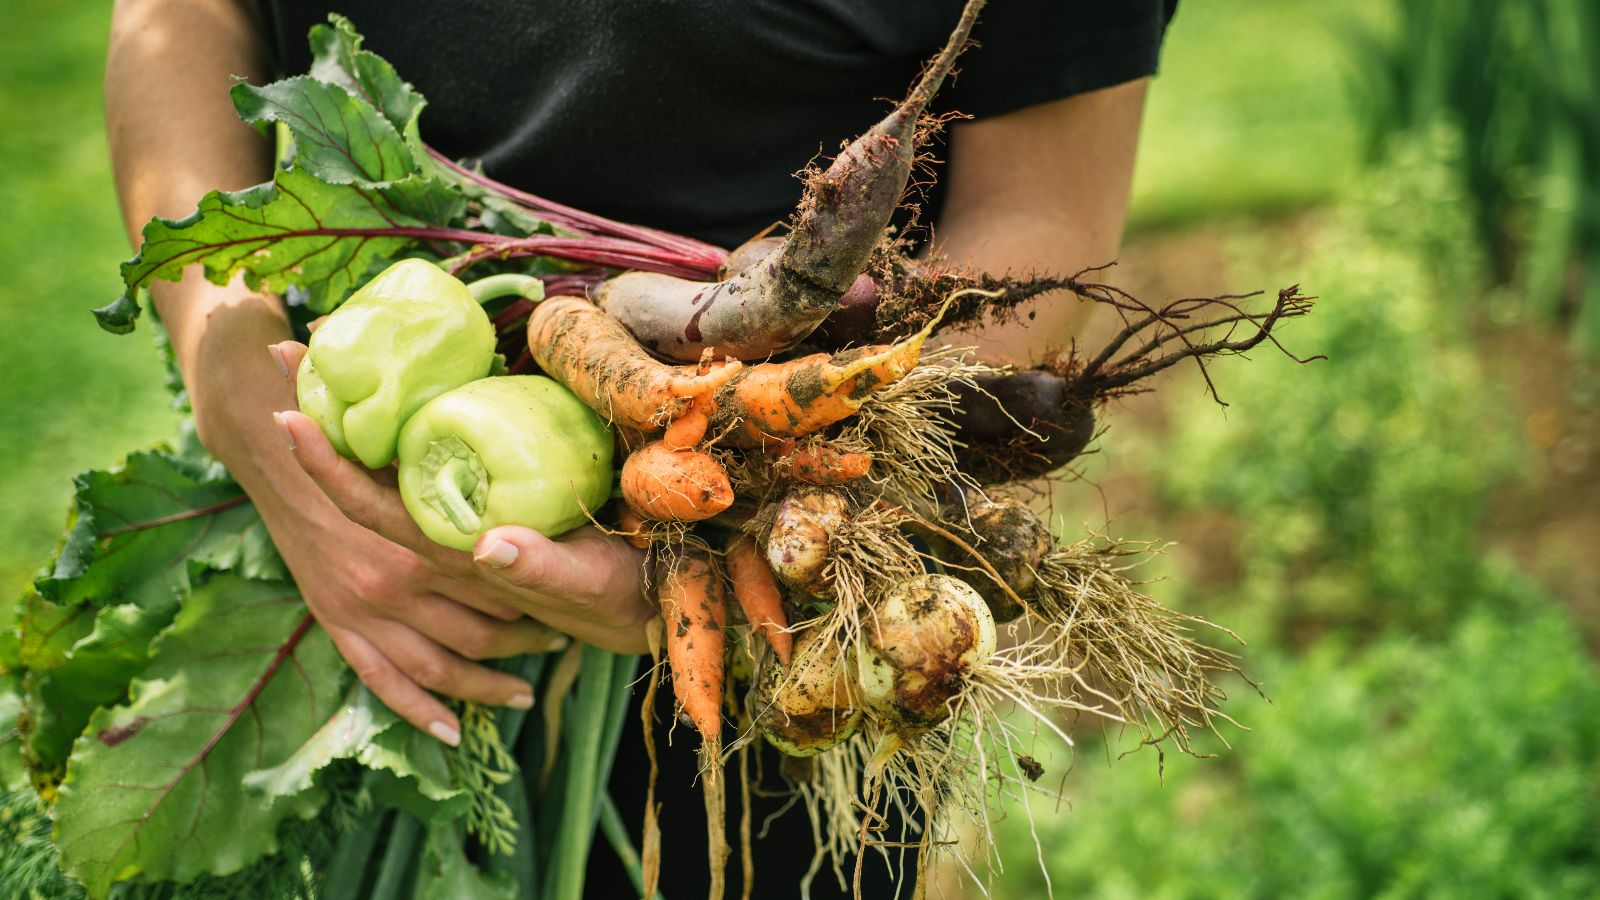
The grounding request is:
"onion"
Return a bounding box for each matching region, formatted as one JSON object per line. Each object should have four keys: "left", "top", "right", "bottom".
{"left": 858, "top": 574, "right": 996, "bottom": 733}
{"left": 755, "top": 628, "right": 862, "bottom": 757}
{"left": 956, "top": 497, "right": 1052, "bottom": 622}
{"left": 764, "top": 487, "right": 849, "bottom": 596}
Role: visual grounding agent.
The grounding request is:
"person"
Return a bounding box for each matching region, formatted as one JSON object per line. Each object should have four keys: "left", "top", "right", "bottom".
{"left": 104, "top": 1, "right": 1175, "bottom": 894}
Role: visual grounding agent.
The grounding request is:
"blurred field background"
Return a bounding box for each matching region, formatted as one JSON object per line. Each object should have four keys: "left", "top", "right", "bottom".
{"left": 2, "top": 0, "right": 1597, "bottom": 897}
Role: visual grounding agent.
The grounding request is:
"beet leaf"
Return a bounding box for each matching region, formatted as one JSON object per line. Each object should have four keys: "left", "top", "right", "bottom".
{"left": 18, "top": 447, "right": 282, "bottom": 780}
{"left": 52, "top": 573, "right": 342, "bottom": 897}
{"left": 101, "top": 167, "right": 466, "bottom": 334}
{"left": 244, "top": 683, "right": 467, "bottom": 823}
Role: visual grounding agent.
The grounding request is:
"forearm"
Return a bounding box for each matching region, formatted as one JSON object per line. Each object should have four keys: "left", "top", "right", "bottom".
{"left": 932, "top": 80, "right": 1148, "bottom": 365}
{"left": 104, "top": 0, "right": 314, "bottom": 521}
{"left": 106, "top": 0, "right": 272, "bottom": 237}
{"left": 160, "top": 276, "right": 339, "bottom": 538}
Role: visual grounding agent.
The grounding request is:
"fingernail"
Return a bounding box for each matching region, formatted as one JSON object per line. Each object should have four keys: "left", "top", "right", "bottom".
{"left": 272, "top": 411, "right": 295, "bottom": 450}
{"left": 428, "top": 720, "right": 461, "bottom": 747}
{"left": 475, "top": 539, "right": 518, "bottom": 568}
{"left": 550, "top": 634, "right": 572, "bottom": 652}
{"left": 508, "top": 692, "right": 534, "bottom": 710}
{"left": 268, "top": 343, "right": 290, "bottom": 379}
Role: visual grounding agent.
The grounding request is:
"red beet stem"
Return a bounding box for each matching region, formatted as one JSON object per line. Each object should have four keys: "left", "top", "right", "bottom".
{"left": 427, "top": 147, "right": 726, "bottom": 277}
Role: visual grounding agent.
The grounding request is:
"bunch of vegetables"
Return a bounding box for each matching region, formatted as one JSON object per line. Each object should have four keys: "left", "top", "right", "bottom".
{"left": 0, "top": 3, "right": 1318, "bottom": 898}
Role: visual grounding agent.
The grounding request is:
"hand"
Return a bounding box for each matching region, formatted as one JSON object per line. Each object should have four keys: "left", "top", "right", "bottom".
{"left": 269, "top": 341, "right": 656, "bottom": 723}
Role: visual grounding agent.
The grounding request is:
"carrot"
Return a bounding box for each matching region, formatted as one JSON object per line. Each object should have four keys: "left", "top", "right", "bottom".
{"left": 616, "top": 504, "right": 651, "bottom": 549}
{"left": 594, "top": 0, "right": 987, "bottom": 362}
{"left": 724, "top": 534, "right": 792, "bottom": 667}
{"left": 659, "top": 546, "right": 730, "bottom": 898}
{"left": 621, "top": 440, "right": 735, "bottom": 522}
{"left": 771, "top": 440, "right": 873, "bottom": 485}
{"left": 661, "top": 547, "right": 727, "bottom": 739}
{"left": 526, "top": 296, "right": 740, "bottom": 432}
{"left": 661, "top": 405, "right": 710, "bottom": 451}
{"left": 705, "top": 323, "right": 931, "bottom": 448}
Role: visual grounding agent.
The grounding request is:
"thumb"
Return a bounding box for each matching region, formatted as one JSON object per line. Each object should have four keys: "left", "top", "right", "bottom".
{"left": 472, "top": 525, "right": 589, "bottom": 598}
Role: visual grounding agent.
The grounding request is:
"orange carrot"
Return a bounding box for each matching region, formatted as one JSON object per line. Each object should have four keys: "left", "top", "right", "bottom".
{"left": 616, "top": 504, "right": 651, "bottom": 549}
{"left": 724, "top": 534, "right": 792, "bottom": 667}
{"left": 660, "top": 547, "right": 728, "bottom": 739}
{"left": 705, "top": 324, "right": 930, "bottom": 448}
{"left": 621, "top": 440, "right": 735, "bottom": 522}
{"left": 527, "top": 296, "right": 740, "bottom": 432}
{"left": 659, "top": 546, "right": 730, "bottom": 898}
{"left": 662, "top": 406, "right": 710, "bottom": 451}
{"left": 771, "top": 440, "right": 873, "bottom": 485}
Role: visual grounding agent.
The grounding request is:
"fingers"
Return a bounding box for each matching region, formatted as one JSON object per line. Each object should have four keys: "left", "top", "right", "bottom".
{"left": 275, "top": 409, "right": 522, "bottom": 621}
{"left": 371, "top": 619, "right": 537, "bottom": 710}
{"left": 328, "top": 626, "right": 463, "bottom": 746}
{"left": 405, "top": 593, "right": 570, "bottom": 659}
{"left": 275, "top": 409, "right": 434, "bottom": 550}
{"left": 268, "top": 340, "right": 307, "bottom": 393}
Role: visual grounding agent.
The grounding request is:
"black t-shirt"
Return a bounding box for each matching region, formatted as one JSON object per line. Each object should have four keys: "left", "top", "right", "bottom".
{"left": 261, "top": 1, "right": 1177, "bottom": 249}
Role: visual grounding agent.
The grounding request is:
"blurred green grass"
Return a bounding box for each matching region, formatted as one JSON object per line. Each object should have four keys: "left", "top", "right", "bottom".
{"left": 1002, "top": 590, "right": 1600, "bottom": 900}
{"left": 0, "top": 2, "right": 179, "bottom": 590}
{"left": 1129, "top": 0, "right": 1384, "bottom": 230}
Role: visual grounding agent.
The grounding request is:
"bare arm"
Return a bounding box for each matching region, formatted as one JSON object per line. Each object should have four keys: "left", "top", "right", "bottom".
{"left": 106, "top": 0, "right": 300, "bottom": 538}
{"left": 104, "top": 0, "right": 651, "bottom": 744}
{"left": 933, "top": 79, "right": 1149, "bottom": 363}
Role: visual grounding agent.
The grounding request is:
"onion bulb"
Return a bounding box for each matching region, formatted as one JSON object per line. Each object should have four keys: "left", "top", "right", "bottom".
{"left": 755, "top": 628, "right": 862, "bottom": 757}
{"left": 858, "top": 574, "right": 996, "bottom": 733}
{"left": 764, "top": 487, "right": 849, "bottom": 596}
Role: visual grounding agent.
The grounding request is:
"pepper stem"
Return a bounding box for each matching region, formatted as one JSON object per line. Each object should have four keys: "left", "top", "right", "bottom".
{"left": 434, "top": 457, "right": 482, "bottom": 533}
{"left": 465, "top": 273, "right": 546, "bottom": 305}
{"left": 419, "top": 437, "right": 490, "bottom": 537}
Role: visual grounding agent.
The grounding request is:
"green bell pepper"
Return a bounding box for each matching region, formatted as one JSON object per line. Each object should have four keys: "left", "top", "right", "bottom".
{"left": 296, "top": 259, "right": 496, "bottom": 469}
{"left": 397, "top": 376, "right": 615, "bottom": 550}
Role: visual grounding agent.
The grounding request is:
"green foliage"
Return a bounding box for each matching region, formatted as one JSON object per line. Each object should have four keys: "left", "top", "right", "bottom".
{"left": 17, "top": 446, "right": 283, "bottom": 782}
{"left": 415, "top": 820, "right": 519, "bottom": 900}
{"left": 450, "top": 702, "right": 520, "bottom": 857}
{"left": 233, "top": 76, "right": 418, "bottom": 186}
{"left": 1351, "top": 0, "right": 1600, "bottom": 353}
{"left": 1002, "top": 585, "right": 1600, "bottom": 899}
{"left": 3, "top": 17, "right": 633, "bottom": 897}
{"left": 1003, "top": 107, "right": 1594, "bottom": 900}
{"left": 1157, "top": 138, "right": 1523, "bottom": 636}
{"left": 1128, "top": 0, "right": 1384, "bottom": 229}
{"left": 243, "top": 684, "right": 468, "bottom": 824}
{"left": 101, "top": 12, "right": 473, "bottom": 334}
{"left": 108, "top": 168, "right": 465, "bottom": 333}
{"left": 40, "top": 447, "right": 283, "bottom": 607}
{"left": 53, "top": 574, "right": 341, "bottom": 896}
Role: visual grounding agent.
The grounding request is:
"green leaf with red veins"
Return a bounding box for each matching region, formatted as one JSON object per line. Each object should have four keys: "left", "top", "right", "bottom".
{"left": 52, "top": 574, "right": 341, "bottom": 898}
{"left": 40, "top": 448, "right": 281, "bottom": 611}
{"left": 307, "top": 14, "right": 429, "bottom": 159}
{"left": 105, "top": 166, "right": 466, "bottom": 333}
{"left": 19, "top": 448, "right": 281, "bottom": 782}
{"left": 232, "top": 75, "right": 416, "bottom": 186}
